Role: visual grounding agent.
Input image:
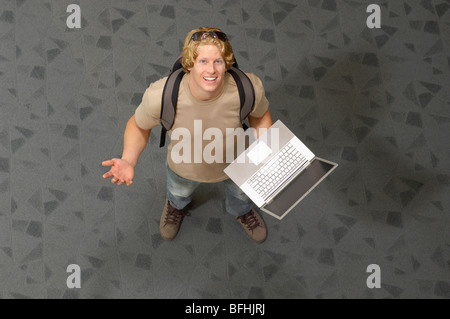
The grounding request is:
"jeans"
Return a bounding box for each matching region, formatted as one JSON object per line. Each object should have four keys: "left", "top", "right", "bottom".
{"left": 166, "top": 163, "right": 253, "bottom": 217}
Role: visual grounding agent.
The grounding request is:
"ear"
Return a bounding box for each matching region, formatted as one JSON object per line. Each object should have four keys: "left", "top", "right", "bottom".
{"left": 185, "top": 61, "right": 193, "bottom": 72}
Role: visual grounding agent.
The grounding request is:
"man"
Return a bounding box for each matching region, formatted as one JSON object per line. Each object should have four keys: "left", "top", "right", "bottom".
{"left": 102, "top": 27, "right": 273, "bottom": 243}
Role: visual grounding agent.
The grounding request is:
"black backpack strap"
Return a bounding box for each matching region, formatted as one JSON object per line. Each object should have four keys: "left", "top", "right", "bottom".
{"left": 227, "top": 67, "right": 255, "bottom": 129}
{"left": 171, "top": 54, "right": 183, "bottom": 71}
{"left": 159, "top": 67, "right": 185, "bottom": 147}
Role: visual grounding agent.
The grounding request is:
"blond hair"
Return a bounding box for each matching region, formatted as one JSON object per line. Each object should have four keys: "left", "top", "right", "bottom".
{"left": 181, "top": 27, "right": 235, "bottom": 73}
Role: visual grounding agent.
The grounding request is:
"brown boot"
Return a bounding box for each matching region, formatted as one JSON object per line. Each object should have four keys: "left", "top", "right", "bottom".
{"left": 160, "top": 200, "right": 190, "bottom": 241}
{"left": 237, "top": 209, "right": 267, "bottom": 243}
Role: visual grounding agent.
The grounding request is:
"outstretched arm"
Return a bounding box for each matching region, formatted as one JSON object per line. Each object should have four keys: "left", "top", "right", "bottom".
{"left": 102, "top": 115, "right": 151, "bottom": 186}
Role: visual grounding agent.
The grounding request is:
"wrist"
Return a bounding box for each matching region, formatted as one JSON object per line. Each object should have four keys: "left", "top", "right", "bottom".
{"left": 121, "top": 156, "right": 137, "bottom": 168}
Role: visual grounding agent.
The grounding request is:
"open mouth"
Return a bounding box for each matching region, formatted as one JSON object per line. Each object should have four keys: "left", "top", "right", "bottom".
{"left": 203, "top": 77, "right": 217, "bottom": 82}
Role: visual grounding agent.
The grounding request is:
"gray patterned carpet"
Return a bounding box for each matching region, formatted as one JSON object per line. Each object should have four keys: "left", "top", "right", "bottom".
{"left": 0, "top": 0, "right": 449, "bottom": 298}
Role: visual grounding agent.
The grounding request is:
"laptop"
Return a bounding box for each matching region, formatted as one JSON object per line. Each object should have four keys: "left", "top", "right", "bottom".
{"left": 224, "top": 120, "right": 338, "bottom": 220}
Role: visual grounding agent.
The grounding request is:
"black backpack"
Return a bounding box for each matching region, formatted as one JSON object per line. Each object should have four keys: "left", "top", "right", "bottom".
{"left": 159, "top": 57, "right": 255, "bottom": 147}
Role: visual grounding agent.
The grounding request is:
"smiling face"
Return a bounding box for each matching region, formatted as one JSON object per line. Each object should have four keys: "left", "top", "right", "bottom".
{"left": 187, "top": 44, "right": 227, "bottom": 101}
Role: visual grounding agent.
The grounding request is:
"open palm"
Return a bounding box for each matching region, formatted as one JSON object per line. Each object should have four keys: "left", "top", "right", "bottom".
{"left": 102, "top": 158, "right": 134, "bottom": 186}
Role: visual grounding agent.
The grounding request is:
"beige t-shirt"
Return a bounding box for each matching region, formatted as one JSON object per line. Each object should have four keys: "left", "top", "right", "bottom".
{"left": 135, "top": 72, "right": 269, "bottom": 183}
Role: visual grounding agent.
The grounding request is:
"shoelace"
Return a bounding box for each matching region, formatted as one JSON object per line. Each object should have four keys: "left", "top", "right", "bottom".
{"left": 238, "top": 211, "right": 260, "bottom": 231}
{"left": 165, "top": 204, "right": 190, "bottom": 225}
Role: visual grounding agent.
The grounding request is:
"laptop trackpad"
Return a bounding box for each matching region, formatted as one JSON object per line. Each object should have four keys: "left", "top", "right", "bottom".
{"left": 263, "top": 158, "right": 335, "bottom": 218}
{"left": 247, "top": 141, "right": 272, "bottom": 165}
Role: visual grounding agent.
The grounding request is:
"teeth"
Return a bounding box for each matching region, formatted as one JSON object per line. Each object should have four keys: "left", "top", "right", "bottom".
{"left": 204, "top": 77, "right": 216, "bottom": 81}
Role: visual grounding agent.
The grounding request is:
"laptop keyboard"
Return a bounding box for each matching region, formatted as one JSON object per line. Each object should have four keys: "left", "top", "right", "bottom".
{"left": 247, "top": 142, "right": 308, "bottom": 200}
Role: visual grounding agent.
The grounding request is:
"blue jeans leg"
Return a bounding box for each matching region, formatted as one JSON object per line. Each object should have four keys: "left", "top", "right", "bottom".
{"left": 223, "top": 178, "right": 254, "bottom": 217}
{"left": 166, "top": 164, "right": 200, "bottom": 210}
{"left": 166, "top": 163, "right": 253, "bottom": 216}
